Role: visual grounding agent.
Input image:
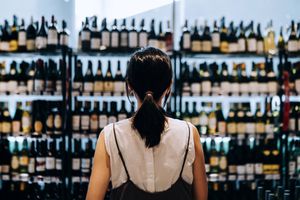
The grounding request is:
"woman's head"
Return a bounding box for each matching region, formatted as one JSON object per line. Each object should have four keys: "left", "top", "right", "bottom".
{"left": 126, "top": 47, "right": 173, "bottom": 148}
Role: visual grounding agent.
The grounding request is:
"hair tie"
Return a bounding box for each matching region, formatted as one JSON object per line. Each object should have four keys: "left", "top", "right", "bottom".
{"left": 145, "top": 91, "right": 153, "bottom": 97}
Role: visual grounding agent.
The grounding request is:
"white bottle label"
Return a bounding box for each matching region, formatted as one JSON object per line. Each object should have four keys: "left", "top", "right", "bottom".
{"left": 120, "top": 32, "right": 128, "bottom": 47}
{"left": 257, "top": 41, "right": 264, "bottom": 54}
{"left": 139, "top": 32, "right": 148, "bottom": 47}
{"left": 289, "top": 118, "right": 296, "bottom": 131}
{"left": 218, "top": 121, "right": 226, "bottom": 135}
{"left": 202, "top": 81, "right": 211, "bottom": 94}
{"left": 72, "top": 158, "right": 80, "bottom": 170}
{"left": 240, "top": 83, "right": 249, "bottom": 94}
{"left": 99, "top": 115, "right": 108, "bottom": 129}
{"left": 1, "top": 42, "right": 10, "bottom": 51}
{"left": 259, "top": 83, "right": 268, "bottom": 94}
{"left": 129, "top": 32, "right": 138, "bottom": 48}
{"left": 81, "top": 158, "right": 91, "bottom": 169}
{"left": 108, "top": 116, "right": 117, "bottom": 124}
{"left": 265, "top": 124, "right": 274, "bottom": 134}
{"left": 118, "top": 114, "right": 127, "bottom": 121}
{"left": 84, "top": 82, "right": 94, "bottom": 92}
{"left": 111, "top": 32, "right": 119, "bottom": 48}
{"left": 220, "top": 81, "right": 230, "bottom": 95}
{"left": 101, "top": 31, "right": 110, "bottom": 47}
{"left": 56, "top": 158, "right": 62, "bottom": 170}
{"left": 114, "top": 81, "right": 124, "bottom": 93}
{"left": 0, "top": 81, "right": 6, "bottom": 93}
{"left": 255, "top": 163, "right": 263, "bottom": 175}
{"left": 246, "top": 163, "right": 254, "bottom": 174}
{"left": 81, "top": 31, "right": 91, "bottom": 41}
{"left": 289, "top": 161, "right": 296, "bottom": 175}
{"left": 28, "top": 158, "right": 35, "bottom": 173}
{"left": 34, "top": 80, "right": 44, "bottom": 91}
{"left": 288, "top": 40, "right": 298, "bottom": 52}
{"left": 247, "top": 38, "right": 257, "bottom": 52}
{"left": 295, "top": 79, "right": 300, "bottom": 94}
{"left": 18, "top": 32, "right": 27, "bottom": 46}
{"left": 35, "top": 37, "right": 47, "bottom": 49}
{"left": 229, "top": 43, "right": 238, "bottom": 53}
{"left": 249, "top": 81, "right": 258, "bottom": 94}
{"left": 60, "top": 35, "right": 69, "bottom": 46}
{"left": 148, "top": 39, "right": 159, "bottom": 48}
{"left": 212, "top": 33, "right": 220, "bottom": 48}
{"left": 48, "top": 30, "right": 58, "bottom": 45}
{"left": 81, "top": 115, "right": 90, "bottom": 130}
{"left": 191, "top": 83, "right": 201, "bottom": 95}
{"left": 183, "top": 33, "right": 191, "bottom": 49}
{"left": 268, "top": 81, "right": 278, "bottom": 95}
{"left": 8, "top": 81, "right": 18, "bottom": 93}
{"left": 46, "top": 157, "right": 55, "bottom": 170}
{"left": 90, "top": 116, "right": 98, "bottom": 131}
{"left": 246, "top": 123, "right": 255, "bottom": 134}
{"left": 72, "top": 115, "right": 80, "bottom": 131}
{"left": 36, "top": 157, "right": 46, "bottom": 171}
{"left": 91, "top": 38, "right": 101, "bottom": 50}
{"left": 238, "top": 38, "right": 246, "bottom": 52}
{"left": 231, "top": 83, "right": 240, "bottom": 94}
{"left": 237, "top": 165, "right": 246, "bottom": 174}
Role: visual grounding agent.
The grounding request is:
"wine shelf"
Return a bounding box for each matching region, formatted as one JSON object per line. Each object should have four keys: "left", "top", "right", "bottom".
{"left": 0, "top": 95, "right": 63, "bottom": 102}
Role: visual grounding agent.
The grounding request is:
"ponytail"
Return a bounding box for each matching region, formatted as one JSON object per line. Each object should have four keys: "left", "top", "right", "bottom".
{"left": 132, "top": 91, "right": 166, "bottom": 148}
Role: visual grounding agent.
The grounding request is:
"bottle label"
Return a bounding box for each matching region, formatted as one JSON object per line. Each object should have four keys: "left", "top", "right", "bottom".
{"left": 114, "top": 81, "right": 124, "bottom": 93}
{"left": 0, "top": 81, "right": 6, "bottom": 92}
{"left": 36, "top": 157, "right": 46, "bottom": 171}
{"left": 11, "top": 156, "right": 20, "bottom": 169}
{"left": 72, "top": 158, "right": 80, "bottom": 170}
{"left": 118, "top": 114, "right": 127, "bottom": 121}
{"left": 219, "top": 157, "right": 227, "bottom": 170}
{"left": 20, "top": 156, "right": 29, "bottom": 166}
{"left": 56, "top": 158, "right": 62, "bottom": 170}
{"left": 220, "top": 41, "right": 228, "bottom": 53}
{"left": 28, "top": 158, "right": 35, "bottom": 173}
{"left": 220, "top": 81, "right": 230, "bottom": 95}
{"left": 84, "top": 82, "right": 94, "bottom": 92}
{"left": 90, "top": 115, "right": 98, "bottom": 131}
{"left": 34, "top": 80, "right": 45, "bottom": 92}
{"left": 2, "top": 122, "right": 11, "bottom": 133}
{"left": 191, "top": 83, "right": 201, "bottom": 95}
{"left": 18, "top": 32, "right": 27, "bottom": 46}
{"left": 48, "top": 29, "right": 58, "bottom": 45}
{"left": 202, "top": 41, "right": 212, "bottom": 52}
{"left": 228, "top": 43, "right": 238, "bottom": 53}
{"left": 191, "top": 117, "right": 200, "bottom": 127}
{"left": 159, "top": 40, "right": 166, "bottom": 51}
{"left": 35, "top": 36, "right": 47, "bottom": 49}
{"left": 26, "top": 40, "right": 35, "bottom": 51}
{"left": 72, "top": 115, "right": 80, "bottom": 131}
{"left": 81, "top": 158, "right": 91, "bottom": 169}
{"left": 228, "top": 165, "right": 237, "bottom": 174}
{"left": 288, "top": 40, "right": 298, "bottom": 52}
{"left": 256, "top": 123, "right": 265, "bottom": 134}
{"left": 199, "top": 115, "right": 208, "bottom": 126}
{"left": 139, "top": 32, "right": 148, "bottom": 47}
{"left": 289, "top": 118, "right": 296, "bottom": 131}
{"left": 208, "top": 117, "right": 217, "bottom": 131}
{"left": 246, "top": 163, "right": 254, "bottom": 174}
{"left": 231, "top": 83, "right": 239, "bottom": 94}
{"left": 210, "top": 156, "right": 219, "bottom": 166}
{"left": 148, "top": 39, "right": 159, "bottom": 48}
{"left": 212, "top": 33, "right": 220, "bottom": 48}
{"left": 81, "top": 115, "right": 90, "bottom": 130}
{"left": 247, "top": 38, "right": 257, "bottom": 52}
{"left": 46, "top": 157, "right": 55, "bottom": 170}
{"left": 27, "top": 80, "right": 34, "bottom": 93}
{"left": 237, "top": 165, "right": 246, "bottom": 174}
{"left": 1, "top": 41, "right": 10, "bottom": 51}
{"left": 108, "top": 116, "right": 117, "bottom": 124}
{"left": 54, "top": 114, "right": 62, "bottom": 130}
{"left": 72, "top": 176, "right": 81, "bottom": 183}
{"left": 205, "top": 164, "right": 210, "bottom": 173}
{"left": 249, "top": 81, "right": 258, "bottom": 93}
{"left": 259, "top": 83, "right": 268, "bottom": 94}
{"left": 289, "top": 161, "right": 296, "bottom": 175}
{"left": 238, "top": 38, "right": 246, "bottom": 52}
{"left": 91, "top": 38, "right": 101, "bottom": 50}
{"left": 227, "top": 123, "right": 236, "bottom": 134}
{"left": 12, "top": 121, "right": 21, "bottom": 133}
{"left": 191, "top": 41, "right": 201, "bottom": 52}
{"left": 60, "top": 35, "right": 69, "bottom": 46}
{"left": 183, "top": 33, "right": 191, "bottom": 49}
{"left": 295, "top": 79, "right": 300, "bottom": 94}
{"left": 218, "top": 121, "right": 226, "bottom": 135}
{"left": 111, "top": 32, "right": 119, "bottom": 48}
{"left": 202, "top": 81, "right": 211, "bottom": 94}
{"left": 129, "top": 32, "right": 138, "bottom": 48}
{"left": 240, "top": 83, "right": 248, "bottom": 94}
{"left": 22, "top": 116, "right": 31, "bottom": 132}
{"left": 237, "top": 123, "right": 246, "bottom": 134}
{"left": 8, "top": 81, "right": 18, "bottom": 92}
{"left": 120, "top": 32, "right": 128, "bottom": 47}
{"left": 34, "top": 121, "right": 43, "bottom": 133}
{"left": 265, "top": 124, "right": 274, "bottom": 135}
{"left": 268, "top": 81, "right": 278, "bottom": 94}
{"left": 255, "top": 163, "right": 263, "bottom": 174}
{"left": 298, "top": 40, "right": 300, "bottom": 52}
{"left": 99, "top": 115, "right": 108, "bottom": 129}
{"left": 73, "top": 82, "right": 83, "bottom": 92}
{"left": 47, "top": 115, "right": 54, "bottom": 129}
{"left": 257, "top": 41, "right": 264, "bottom": 54}
{"left": 94, "top": 81, "right": 104, "bottom": 92}
{"left": 104, "top": 81, "right": 114, "bottom": 92}
{"left": 82, "top": 31, "right": 91, "bottom": 41}
{"left": 101, "top": 31, "right": 110, "bottom": 47}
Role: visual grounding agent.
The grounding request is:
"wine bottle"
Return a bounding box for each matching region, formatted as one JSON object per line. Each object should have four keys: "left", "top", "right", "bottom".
{"left": 181, "top": 20, "right": 191, "bottom": 52}
{"left": 26, "top": 17, "right": 36, "bottom": 52}
{"left": 114, "top": 60, "right": 124, "bottom": 96}
{"left": 26, "top": 61, "right": 35, "bottom": 94}
{"left": 199, "top": 103, "right": 208, "bottom": 135}
{"left": 236, "top": 139, "right": 246, "bottom": 180}
{"left": 1, "top": 20, "right": 10, "bottom": 51}
{"left": 81, "top": 101, "right": 91, "bottom": 134}
{"left": 288, "top": 20, "right": 298, "bottom": 53}
{"left": 103, "top": 61, "right": 114, "bottom": 96}
{"left": 182, "top": 102, "right": 191, "bottom": 122}
{"left": 240, "top": 63, "right": 249, "bottom": 96}
{"left": 10, "top": 15, "right": 18, "bottom": 52}
{"left": 228, "top": 22, "right": 238, "bottom": 54}
{"left": 55, "top": 140, "right": 63, "bottom": 178}
{"left": 227, "top": 104, "right": 237, "bottom": 136}
{"left": 108, "top": 101, "right": 117, "bottom": 124}
{"left": 212, "top": 20, "right": 220, "bottom": 53}
{"left": 181, "top": 62, "right": 191, "bottom": 96}
{"left": 191, "top": 20, "right": 201, "bottom": 53}
{"left": 238, "top": 21, "right": 246, "bottom": 53}
{"left": 73, "top": 60, "right": 84, "bottom": 96}
{"left": 209, "top": 138, "right": 219, "bottom": 174}
{"left": 191, "top": 102, "right": 200, "bottom": 130}
{"left": 220, "top": 17, "right": 229, "bottom": 53}
{"left": 53, "top": 102, "right": 62, "bottom": 136}
{"left": 59, "top": 20, "right": 69, "bottom": 48}
{"left": 148, "top": 19, "right": 159, "bottom": 48}
{"left": 78, "top": 21, "right": 83, "bottom": 50}
{"left": 219, "top": 140, "right": 227, "bottom": 175}
{"left": 236, "top": 103, "right": 246, "bottom": 137}
{"left": 256, "top": 23, "right": 264, "bottom": 54}
{"left": 72, "top": 139, "right": 81, "bottom": 183}
{"left": 227, "top": 139, "right": 237, "bottom": 181}
{"left": 128, "top": 19, "right": 138, "bottom": 49}
{"left": 81, "top": 140, "right": 93, "bottom": 182}
{"left": 110, "top": 19, "right": 120, "bottom": 50}
{"left": 138, "top": 19, "right": 148, "bottom": 48}
{"left": 230, "top": 64, "right": 240, "bottom": 96}
{"left": 11, "top": 140, "right": 20, "bottom": 188}
{"left": 8, "top": 61, "right": 18, "bottom": 94}
{"left": 83, "top": 60, "right": 94, "bottom": 95}
{"left": 81, "top": 17, "right": 91, "bottom": 51}
{"left": 46, "top": 101, "right": 54, "bottom": 136}
{"left": 190, "top": 63, "right": 201, "bottom": 96}
{"left": 35, "top": 16, "right": 48, "bottom": 50}
{"left": 47, "top": 15, "right": 58, "bottom": 50}
{"left": 165, "top": 20, "right": 173, "bottom": 52}
{"left": 0, "top": 63, "right": 7, "bottom": 94}
{"left": 18, "top": 61, "right": 29, "bottom": 94}
{"left": 101, "top": 18, "right": 110, "bottom": 49}
{"left": 258, "top": 62, "right": 268, "bottom": 95}
{"left": 45, "top": 140, "right": 56, "bottom": 180}
{"left": 208, "top": 103, "right": 217, "bottom": 135}
{"left": 255, "top": 102, "right": 265, "bottom": 135}
{"left": 216, "top": 103, "right": 226, "bottom": 136}
{"left": 247, "top": 21, "right": 257, "bottom": 53}
{"left": 90, "top": 16, "right": 101, "bottom": 51}
{"left": 219, "top": 62, "right": 230, "bottom": 95}
{"left": 21, "top": 101, "right": 32, "bottom": 135}
{"left": 120, "top": 19, "right": 129, "bottom": 51}
{"left": 90, "top": 101, "right": 99, "bottom": 137}
{"left": 94, "top": 60, "right": 104, "bottom": 95}
{"left": 34, "top": 59, "right": 45, "bottom": 94}
{"left": 249, "top": 62, "right": 259, "bottom": 96}
{"left": 28, "top": 140, "right": 36, "bottom": 177}
{"left": 36, "top": 140, "right": 46, "bottom": 176}
{"left": 2, "top": 103, "right": 12, "bottom": 136}
{"left": 99, "top": 101, "right": 108, "bottom": 131}
{"left": 201, "top": 62, "right": 211, "bottom": 96}
{"left": 210, "top": 62, "right": 220, "bottom": 96}
{"left": 18, "top": 18, "right": 27, "bottom": 51}
{"left": 19, "top": 139, "right": 29, "bottom": 174}
{"left": 266, "top": 58, "right": 278, "bottom": 95}
{"left": 12, "top": 102, "right": 22, "bottom": 136}
{"left": 72, "top": 99, "right": 81, "bottom": 135}
{"left": 264, "top": 20, "right": 276, "bottom": 54}
{"left": 158, "top": 21, "right": 166, "bottom": 51}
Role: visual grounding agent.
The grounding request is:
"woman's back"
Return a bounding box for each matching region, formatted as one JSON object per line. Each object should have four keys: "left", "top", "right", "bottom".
{"left": 104, "top": 118, "right": 195, "bottom": 193}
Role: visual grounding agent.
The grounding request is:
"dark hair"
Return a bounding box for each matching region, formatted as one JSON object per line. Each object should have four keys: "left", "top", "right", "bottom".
{"left": 126, "top": 47, "right": 173, "bottom": 148}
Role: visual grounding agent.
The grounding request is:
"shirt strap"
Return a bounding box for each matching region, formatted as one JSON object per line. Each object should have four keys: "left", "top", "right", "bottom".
{"left": 179, "top": 122, "right": 191, "bottom": 177}
{"left": 113, "top": 123, "right": 130, "bottom": 179}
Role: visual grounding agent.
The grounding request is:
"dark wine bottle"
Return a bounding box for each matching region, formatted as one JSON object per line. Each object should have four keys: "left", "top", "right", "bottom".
{"left": 90, "top": 16, "right": 100, "bottom": 51}
{"left": 26, "top": 17, "right": 36, "bottom": 52}
{"left": 120, "top": 19, "right": 129, "bottom": 51}
{"left": 36, "top": 16, "right": 48, "bottom": 50}
{"left": 138, "top": 19, "right": 148, "bottom": 48}
{"left": 59, "top": 20, "right": 69, "bottom": 48}
{"left": 18, "top": 18, "right": 27, "bottom": 51}
{"left": 110, "top": 19, "right": 120, "bottom": 50}
{"left": 10, "top": 15, "right": 18, "bottom": 52}
{"left": 47, "top": 15, "right": 58, "bottom": 50}
{"left": 148, "top": 19, "right": 159, "bottom": 48}
{"left": 81, "top": 17, "right": 91, "bottom": 51}
{"left": 100, "top": 18, "right": 110, "bottom": 49}
{"left": 128, "top": 18, "right": 138, "bottom": 49}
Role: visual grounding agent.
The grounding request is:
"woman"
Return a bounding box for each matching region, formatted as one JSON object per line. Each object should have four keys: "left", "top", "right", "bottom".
{"left": 86, "top": 47, "right": 207, "bottom": 200}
